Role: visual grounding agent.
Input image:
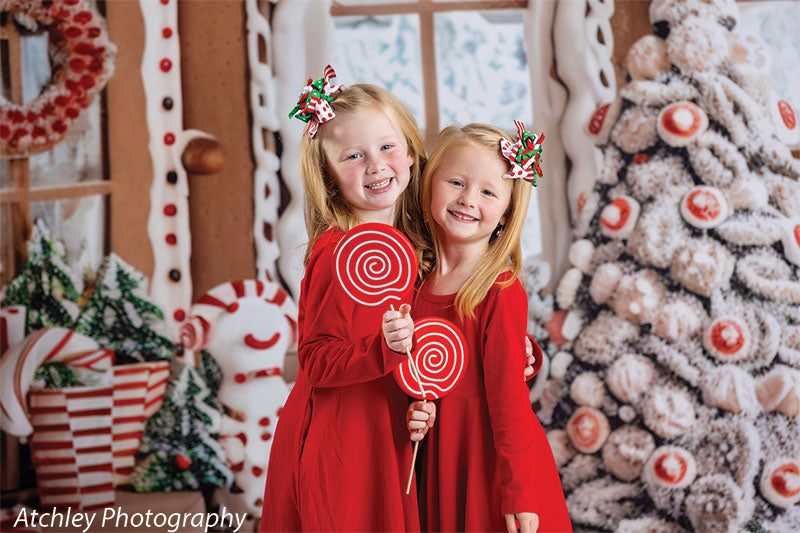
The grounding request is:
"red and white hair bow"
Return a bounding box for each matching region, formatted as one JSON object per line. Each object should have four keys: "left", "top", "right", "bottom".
{"left": 499, "top": 120, "right": 545, "bottom": 186}
{"left": 288, "top": 65, "right": 346, "bottom": 138}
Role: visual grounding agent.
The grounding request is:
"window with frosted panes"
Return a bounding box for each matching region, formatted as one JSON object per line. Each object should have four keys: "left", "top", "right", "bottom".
{"left": 331, "top": 0, "right": 541, "bottom": 255}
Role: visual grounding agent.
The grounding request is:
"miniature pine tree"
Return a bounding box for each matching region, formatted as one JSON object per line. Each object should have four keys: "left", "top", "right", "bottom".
{"left": 542, "top": 2, "right": 800, "bottom": 532}
{"left": 1, "top": 220, "right": 81, "bottom": 331}
{"left": 131, "top": 362, "right": 232, "bottom": 492}
{"left": 74, "top": 253, "right": 174, "bottom": 364}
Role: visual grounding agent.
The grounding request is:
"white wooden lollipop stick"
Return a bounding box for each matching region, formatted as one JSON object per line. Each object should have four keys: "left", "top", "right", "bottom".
{"left": 389, "top": 305, "right": 428, "bottom": 495}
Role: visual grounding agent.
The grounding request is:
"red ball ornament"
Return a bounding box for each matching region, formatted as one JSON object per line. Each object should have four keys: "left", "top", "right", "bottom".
{"left": 175, "top": 454, "right": 192, "bottom": 470}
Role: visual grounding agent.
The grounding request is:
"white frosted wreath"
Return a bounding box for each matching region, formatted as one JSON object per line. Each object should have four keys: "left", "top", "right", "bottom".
{"left": 0, "top": 0, "right": 116, "bottom": 158}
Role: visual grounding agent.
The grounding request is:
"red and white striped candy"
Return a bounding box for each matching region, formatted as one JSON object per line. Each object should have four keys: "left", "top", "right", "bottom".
{"left": 643, "top": 445, "right": 697, "bottom": 489}
{"left": 680, "top": 186, "right": 729, "bottom": 229}
{"left": 0, "top": 327, "right": 113, "bottom": 437}
{"left": 393, "top": 318, "right": 467, "bottom": 400}
{"left": 335, "top": 223, "right": 417, "bottom": 307}
{"left": 760, "top": 457, "right": 800, "bottom": 508}
{"left": 657, "top": 101, "right": 708, "bottom": 147}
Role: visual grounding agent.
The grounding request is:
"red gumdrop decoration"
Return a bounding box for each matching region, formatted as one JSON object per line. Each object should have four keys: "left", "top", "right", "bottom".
{"left": 32, "top": 126, "right": 46, "bottom": 138}
{"left": 65, "top": 26, "right": 82, "bottom": 38}
{"left": 68, "top": 58, "right": 86, "bottom": 73}
{"left": 174, "top": 454, "right": 192, "bottom": 470}
{"left": 0, "top": 125, "right": 10, "bottom": 139}
{"left": 65, "top": 79, "right": 82, "bottom": 95}
{"left": 74, "top": 42, "right": 95, "bottom": 55}
{"left": 52, "top": 121, "right": 67, "bottom": 133}
{"left": 276, "top": 406, "right": 283, "bottom": 417}
{"left": 633, "top": 153, "right": 649, "bottom": 164}
{"left": 260, "top": 432, "right": 272, "bottom": 442}
{"left": 79, "top": 75, "right": 95, "bottom": 89}
{"left": 164, "top": 133, "right": 175, "bottom": 145}
{"left": 88, "top": 57, "right": 103, "bottom": 72}
{"left": 42, "top": 103, "right": 55, "bottom": 116}
{"left": 252, "top": 466, "right": 264, "bottom": 477}
{"left": 73, "top": 11, "right": 93, "bottom": 24}
{"left": 55, "top": 95, "right": 71, "bottom": 107}
{"left": 165, "top": 234, "right": 177, "bottom": 245}
{"left": 160, "top": 0, "right": 169, "bottom": 4}
{"left": 87, "top": 27, "right": 101, "bottom": 38}
{"left": 226, "top": 302, "right": 239, "bottom": 313}
{"left": 259, "top": 417, "right": 270, "bottom": 426}
{"left": 234, "top": 373, "right": 246, "bottom": 384}
{"left": 173, "top": 309, "right": 186, "bottom": 322}
{"left": 26, "top": 110, "right": 37, "bottom": 122}
{"left": 66, "top": 108, "right": 80, "bottom": 119}
{"left": 162, "top": 28, "right": 173, "bottom": 39}
{"left": 160, "top": 58, "right": 172, "bottom": 73}
{"left": 64, "top": 0, "right": 79, "bottom": 6}
{"left": 163, "top": 204, "right": 177, "bottom": 216}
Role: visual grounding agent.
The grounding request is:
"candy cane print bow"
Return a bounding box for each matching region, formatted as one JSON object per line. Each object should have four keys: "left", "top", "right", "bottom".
{"left": 499, "top": 120, "right": 545, "bottom": 186}
{"left": 288, "top": 65, "right": 345, "bottom": 137}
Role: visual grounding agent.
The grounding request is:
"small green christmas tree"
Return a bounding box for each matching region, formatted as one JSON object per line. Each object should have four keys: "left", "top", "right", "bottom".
{"left": 1, "top": 220, "right": 81, "bottom": 331}
{"left": 74, "top": 253, "right": 174, "bottom": 364}
{"left": 131, "top": 362, "right": 232, "bottom": 492}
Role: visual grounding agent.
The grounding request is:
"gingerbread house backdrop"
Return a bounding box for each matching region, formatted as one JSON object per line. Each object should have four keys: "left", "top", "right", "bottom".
{"left": 2, "top": 0, "right": 799, "bottom": 530}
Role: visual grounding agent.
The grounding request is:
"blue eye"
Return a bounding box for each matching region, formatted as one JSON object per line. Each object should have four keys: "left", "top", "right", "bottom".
{"left": 481, "top": 189, "right": 495, "bottom": 197}
{"left": 346, "top": 153, "right": 361, "bottom": 161}
{"left": 449, "top": 179, "right": 464, "bottom": 187}
{"left": 381, "top": 144, "right": 393, "bottom": 151}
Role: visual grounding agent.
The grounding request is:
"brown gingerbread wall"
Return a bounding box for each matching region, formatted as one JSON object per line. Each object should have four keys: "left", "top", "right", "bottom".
{"left": 106, "top": 1, "right": 255, "bottom": 300}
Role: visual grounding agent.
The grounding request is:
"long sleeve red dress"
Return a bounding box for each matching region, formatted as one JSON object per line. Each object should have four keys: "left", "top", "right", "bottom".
{"left": 414, "top": 273, "right": 572, "bottom": 533}
{"left": 260, "top": 227, "right": 420, "bottom": 532}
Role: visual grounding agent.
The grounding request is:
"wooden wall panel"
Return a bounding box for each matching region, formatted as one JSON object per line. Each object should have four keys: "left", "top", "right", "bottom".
{"left": 179, "top": 1, "right": 256, "bottom": 298}
{"left": 105, "top": 1, "right": 153, "bottom": 277}
{"left": 609, "top": 1, "right": 652, "bottom": 90}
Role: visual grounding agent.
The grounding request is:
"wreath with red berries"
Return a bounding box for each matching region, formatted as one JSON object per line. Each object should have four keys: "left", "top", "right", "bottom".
{"left": 0, "top": 0, "right": 116, "bottom": 158}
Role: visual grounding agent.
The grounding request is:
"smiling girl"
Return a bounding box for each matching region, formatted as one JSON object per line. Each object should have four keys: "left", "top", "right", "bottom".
{"left": 392, "top": 124, "right": 571, "bottom": 533}
{"left": 260, "top": 74, "right": 427, "bottom": 531}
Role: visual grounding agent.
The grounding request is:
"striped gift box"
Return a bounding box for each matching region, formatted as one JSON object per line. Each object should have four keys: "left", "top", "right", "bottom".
{"left": 29, "top": 386, "right": 115, "bottom": 510}
{"left": 111, "top": 361, "right": 170, "bottom": 485}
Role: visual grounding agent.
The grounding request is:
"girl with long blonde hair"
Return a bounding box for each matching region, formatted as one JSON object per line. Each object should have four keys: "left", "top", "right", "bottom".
{"left": 261, "top": 69, "right": 427, "bottom": 531}
{"left": 388, "top": 123, "right": 571, "bottom": 533}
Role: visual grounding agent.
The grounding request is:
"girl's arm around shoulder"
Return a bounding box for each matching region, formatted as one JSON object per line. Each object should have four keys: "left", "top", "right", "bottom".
{"left": 299, "top": 230, "right": 406, "bottom": 388}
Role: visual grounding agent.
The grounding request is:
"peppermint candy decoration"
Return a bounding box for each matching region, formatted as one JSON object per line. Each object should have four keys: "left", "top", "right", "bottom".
{"left": 288, "top": 64, "right": 344, "bottom": 138}
{"left": 680, "top": 186, "right": 729, "bottom": 229}
{"left": 760, "top": 457, "right": 800, "bottom": 508}
{"left": 703, "top": 316, "right": 752, "bottom": 362}
{"left": 499, "top": 120, "right": 545, "bottom": 185}
{"left": 643, "top": 446, "right": 697, "bottom": 489}
{"left": 393, "top": 317, "right": 468, "bottom": 400}
{"left": 334, "top": 223, "right": 417, "bottom": 307}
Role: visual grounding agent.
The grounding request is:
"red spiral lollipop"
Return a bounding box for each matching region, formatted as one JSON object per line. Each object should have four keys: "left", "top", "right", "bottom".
{"left": 334, "top": 223, "right": 417, "bottom": 307}
{"left": 394, "top": 317, "right": 468, "bottom": 400}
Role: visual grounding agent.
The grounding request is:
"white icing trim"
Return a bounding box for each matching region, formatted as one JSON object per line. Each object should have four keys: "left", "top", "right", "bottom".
{"left": 555, "top": 0, "right": 615, "bottom": 267}
{"left": 525, "top": 1, "right": 571, "bottom": 291}
{"left": 140, "top": 0, "right": 192, "bottom": 344}
{"left": 246, "top": 0, "right": 282, "bottom": 284}
{"left": 273, "top": 0, "right": 334, "bottom": 298}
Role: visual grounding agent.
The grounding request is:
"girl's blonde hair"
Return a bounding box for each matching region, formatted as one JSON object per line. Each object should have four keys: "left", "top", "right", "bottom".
{"left": 299, "top": 84, "right": 428, "bottom": 270}
{"left": 420, "top": 123, "right": 532, "bottom": 319}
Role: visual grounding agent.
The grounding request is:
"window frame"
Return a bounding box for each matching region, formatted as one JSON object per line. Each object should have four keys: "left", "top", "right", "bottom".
{"left": 330, "top": 0, "right": 528, "bottom": 147}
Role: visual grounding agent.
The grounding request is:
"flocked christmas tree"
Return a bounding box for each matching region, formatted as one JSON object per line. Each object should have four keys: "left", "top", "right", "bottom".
{"left": 540, "top": 1, "right": 800, "bottom": 531}
{"left": 1, "top": 219, "right": 81, "bottom": 331}
{"left": 75, "top": 253, "right": 175, "bottom": 364}
{"left": 131, "top": 361, "right": 233, "bottom": 492}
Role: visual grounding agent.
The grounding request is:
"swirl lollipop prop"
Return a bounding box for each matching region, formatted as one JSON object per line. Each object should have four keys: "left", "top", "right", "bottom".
{"left": 334, "top": 223, "right": 417, "bottom": 307}
{"left": 393, "top": 317, "right": 469, "bottom": 493}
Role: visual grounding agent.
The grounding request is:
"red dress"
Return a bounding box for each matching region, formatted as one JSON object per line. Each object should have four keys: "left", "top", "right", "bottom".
{"left": 414, "top": 274, "right": 572, "bottom": 533}
{"left": 261, "top": 227, "right": 420, "bottom": 531}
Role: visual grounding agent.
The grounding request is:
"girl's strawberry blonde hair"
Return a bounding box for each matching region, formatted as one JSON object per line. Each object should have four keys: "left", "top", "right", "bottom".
{"left": 299, "top": 84, "right": 428, "bottom": 270}
{"left": 420, "top": 123, "right": 532, "bottom": 319}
